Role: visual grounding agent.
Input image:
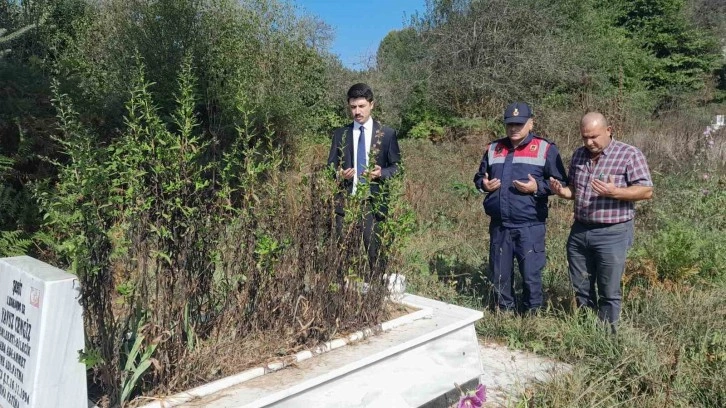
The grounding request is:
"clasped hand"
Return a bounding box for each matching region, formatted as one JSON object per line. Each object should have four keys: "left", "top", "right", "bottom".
{"left": 549, "top": 175, "right": 618, "bottom": 198}
{"left": 591, "top": 175, "right": 617, "bottom": 197}
{"left": 483, "top": 173, "right": 537, "bottom": 194}
{"left": 341, "top": 165, "right": 382, "bottom": 180}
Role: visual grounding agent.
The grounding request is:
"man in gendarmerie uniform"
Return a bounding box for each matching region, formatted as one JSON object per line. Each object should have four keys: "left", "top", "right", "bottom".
{"left": 474, "top": 102, "right": 567, "bottom": 315}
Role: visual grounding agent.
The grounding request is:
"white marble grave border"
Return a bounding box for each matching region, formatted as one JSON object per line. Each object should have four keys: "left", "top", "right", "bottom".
{"left": 135, "top": 298, "right": 433, "bottom": 408}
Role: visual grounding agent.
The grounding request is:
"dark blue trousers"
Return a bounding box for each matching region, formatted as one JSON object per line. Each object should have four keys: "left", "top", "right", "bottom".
{"left": 488, "top": 223, "right": 546, "bottom": 311}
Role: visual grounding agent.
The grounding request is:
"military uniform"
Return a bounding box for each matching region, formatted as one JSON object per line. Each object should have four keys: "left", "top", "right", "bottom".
{"left": 473, "top": 103, "right": 567, "bottom": 312}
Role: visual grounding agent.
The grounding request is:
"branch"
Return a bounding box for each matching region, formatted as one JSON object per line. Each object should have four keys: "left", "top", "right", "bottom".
{"left": 0, "top": 23, "right": 38, "bottom": 45}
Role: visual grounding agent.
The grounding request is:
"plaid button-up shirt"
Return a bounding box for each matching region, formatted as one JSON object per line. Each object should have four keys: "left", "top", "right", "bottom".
{"left": 569, "top": 139, "right": 653, "bottom": 224}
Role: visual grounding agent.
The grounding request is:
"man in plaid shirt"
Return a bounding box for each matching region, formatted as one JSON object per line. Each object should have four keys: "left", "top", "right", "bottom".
{"left": 549, "top": 112, "right": 653, "bottom": 332}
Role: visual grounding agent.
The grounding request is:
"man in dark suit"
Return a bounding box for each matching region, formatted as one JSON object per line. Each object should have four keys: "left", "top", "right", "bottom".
{"left": 327, "top": 83, "right": 401, "bottom": 272}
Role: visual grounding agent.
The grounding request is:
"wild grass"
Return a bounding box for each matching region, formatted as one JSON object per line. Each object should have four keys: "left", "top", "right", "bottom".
{"left": 398, "top": 112, "right": 726, "bottom": 406}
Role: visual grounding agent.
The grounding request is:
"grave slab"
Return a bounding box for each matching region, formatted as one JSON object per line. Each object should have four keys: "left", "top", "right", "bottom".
{"left": 0, "top": 256, "right": 87, "bottom": 408}
{"left": 139, "top": 294, "right": 484, "bottom": 408}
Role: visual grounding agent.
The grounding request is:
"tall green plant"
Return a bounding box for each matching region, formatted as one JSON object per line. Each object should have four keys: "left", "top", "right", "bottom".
{"left": 39, "top": 58, "right": 223, "bottom": 403}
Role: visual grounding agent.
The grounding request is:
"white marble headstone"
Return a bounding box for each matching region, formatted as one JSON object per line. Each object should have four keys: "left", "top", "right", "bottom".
{"left": 0, "top": 256, "right": 87, "bottom": 408}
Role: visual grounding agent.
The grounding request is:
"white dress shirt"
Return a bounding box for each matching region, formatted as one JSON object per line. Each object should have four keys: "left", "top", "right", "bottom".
{"left": 352, "top": 117, "right": 373, "bottom": 193}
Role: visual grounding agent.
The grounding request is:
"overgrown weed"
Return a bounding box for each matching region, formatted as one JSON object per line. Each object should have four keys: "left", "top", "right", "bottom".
{"left": 41, "top": 61, "right": 409, "bottom": 406}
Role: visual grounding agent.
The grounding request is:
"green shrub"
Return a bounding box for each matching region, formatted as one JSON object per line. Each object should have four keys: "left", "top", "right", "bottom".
{"left": 633, "top": 219, "right": 726, "bottom": 285}
{"left": 649, "top": 220, "right": 702, "bottom": 282}
{"left": 408, "top": 119, "right": 445, "bottom": 141}
{"left": 632, "top": 172, "right": 726, "bottom": 284}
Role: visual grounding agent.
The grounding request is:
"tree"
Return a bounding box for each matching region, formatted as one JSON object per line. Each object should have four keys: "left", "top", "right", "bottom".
{"left": 613, "top": 0, "right": 721, "bottom": 94}
{"left": 407, "top": 0, "right": 614, "bottom": 116}
{"left": 375, "top": 28, "right": 434, "bottom": 133}
{"left": 375, "top": 0, "right": 724, "bottom": 122}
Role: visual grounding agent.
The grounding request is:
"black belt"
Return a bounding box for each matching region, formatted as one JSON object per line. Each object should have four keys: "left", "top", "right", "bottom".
{"left": 574, "top": 220, "right": 631, "bottom": 229}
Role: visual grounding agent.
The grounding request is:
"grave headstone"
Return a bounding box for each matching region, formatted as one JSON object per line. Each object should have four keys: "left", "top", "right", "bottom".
{"left": 0, "top": 256, "right": 86, "bottom": 408}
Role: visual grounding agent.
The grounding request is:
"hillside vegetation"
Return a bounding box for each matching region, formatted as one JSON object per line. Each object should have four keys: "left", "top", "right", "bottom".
{"left": 1, "top": 0, "right": 725, "bottom": 405}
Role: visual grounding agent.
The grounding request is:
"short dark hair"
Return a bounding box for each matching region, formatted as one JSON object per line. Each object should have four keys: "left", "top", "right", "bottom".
{"left": 347, "top": 83, "right": 374, "bottom": 103}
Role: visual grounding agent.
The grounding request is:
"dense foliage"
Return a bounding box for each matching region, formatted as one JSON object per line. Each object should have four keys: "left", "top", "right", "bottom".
{"left": 1, "top": 0, "right": 346, "bottom": 257}
{"left": 0, "top": 0, "right": 725, "bottom": 406}
{"left": 374, "top": 0, "right": 725, "bottom": 137}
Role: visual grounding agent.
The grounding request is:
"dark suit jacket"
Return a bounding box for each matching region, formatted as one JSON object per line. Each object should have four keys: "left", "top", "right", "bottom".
{"left": 326, "top": 120, "right": 401, "bottom": 215}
